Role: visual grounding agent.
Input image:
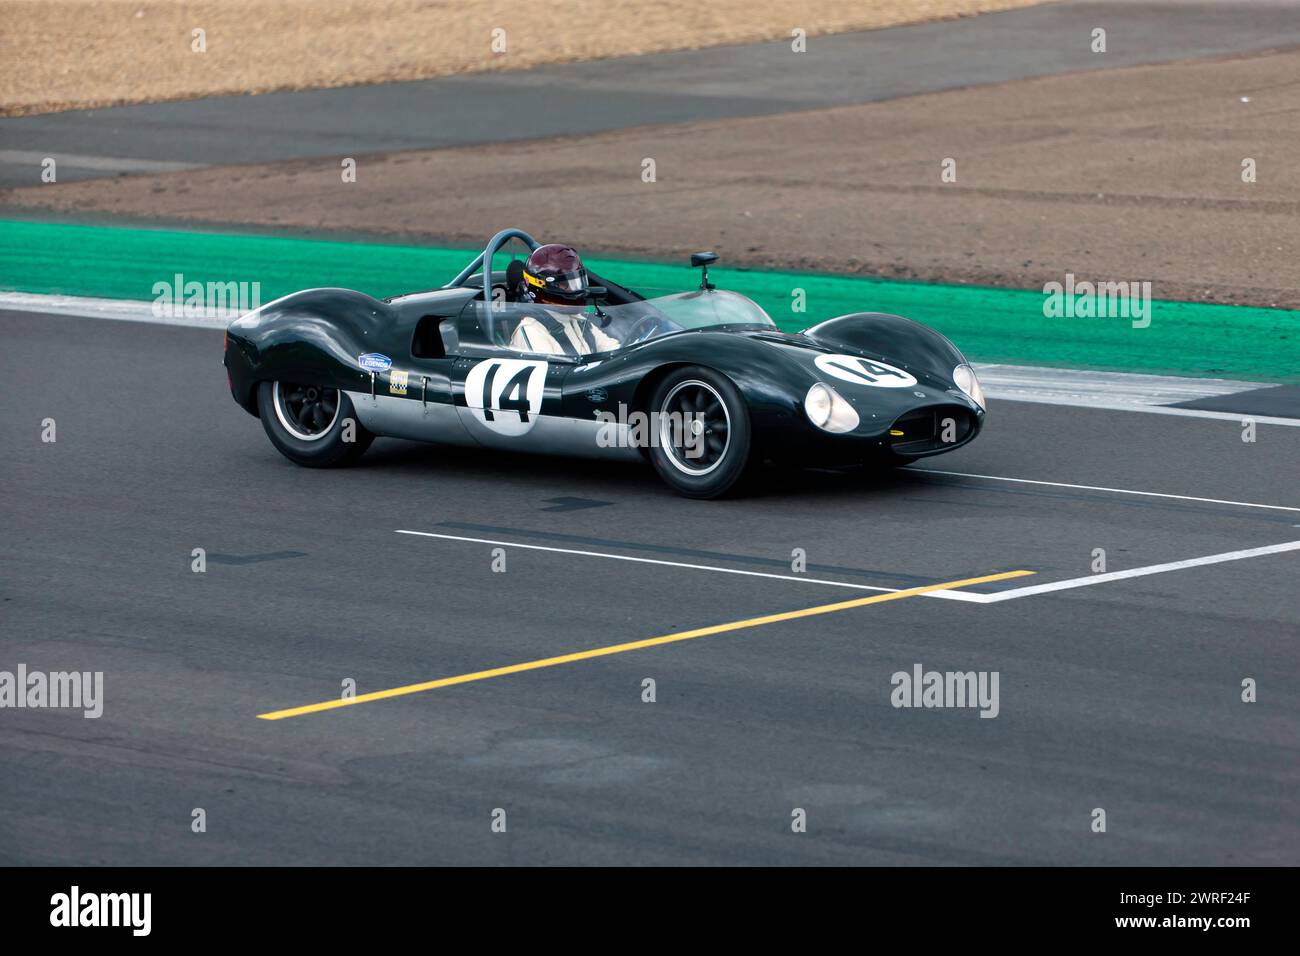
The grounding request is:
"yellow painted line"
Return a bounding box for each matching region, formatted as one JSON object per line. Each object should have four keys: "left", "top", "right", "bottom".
{"left": 257, "top": 568, "right": 1034, "bottom": 720}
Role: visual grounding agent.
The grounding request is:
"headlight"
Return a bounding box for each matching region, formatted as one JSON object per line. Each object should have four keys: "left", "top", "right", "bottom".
{"left": 953, "top": 363, "right": 986, "bottom": 410}
{"left": 804, "top": 383, "right": 860, "bottom": 433}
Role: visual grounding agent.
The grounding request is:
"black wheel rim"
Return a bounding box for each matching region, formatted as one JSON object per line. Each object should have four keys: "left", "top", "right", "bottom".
{"left": 660, "top": 380, "right": 731, "bottom": 476}
{"left": 274, "top": 381, "right": 340, "bottom": 440}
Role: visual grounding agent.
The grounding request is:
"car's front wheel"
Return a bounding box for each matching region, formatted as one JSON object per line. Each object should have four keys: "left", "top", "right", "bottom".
{"left": 646, "top": 367, "right": 752, "bottom": 498}
{"left": 257, "top": 380, "right": 373, "bottom": 467}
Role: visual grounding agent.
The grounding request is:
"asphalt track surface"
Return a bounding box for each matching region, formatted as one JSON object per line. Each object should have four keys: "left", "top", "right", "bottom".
{"left": 2, "top": 309, "right": 1297, "bottom": 865}
{"left": 4, "top": 0, "right": 1300, "bottom": 186}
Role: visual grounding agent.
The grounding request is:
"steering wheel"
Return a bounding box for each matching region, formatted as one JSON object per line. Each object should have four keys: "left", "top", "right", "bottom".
{"left": 626, "top": 313, "right": 683, "bottom": 344}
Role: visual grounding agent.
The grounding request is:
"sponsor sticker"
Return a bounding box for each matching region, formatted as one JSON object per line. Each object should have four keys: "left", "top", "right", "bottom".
{"left": 358, "top": 353, "right": 392, "bottom": 372}
{"left": 814, "top": 353, "right": 917, "bottom": 389}
{"left": 586, "top": 388, "right": 608, "bottom": 403}
{"left": 389, "top": 369, "right": 409, "bottom": 396}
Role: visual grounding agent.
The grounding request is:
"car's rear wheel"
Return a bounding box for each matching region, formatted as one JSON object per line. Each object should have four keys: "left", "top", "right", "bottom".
{"left": 647, "top": 366, "right": 752, "bottom": 498}
{"left": 257, "top": 380, "right": 373, "bottom": 467}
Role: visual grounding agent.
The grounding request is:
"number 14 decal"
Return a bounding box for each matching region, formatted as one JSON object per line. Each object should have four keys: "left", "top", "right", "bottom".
{"left": 465, "top": 359, "right": 547, "bottom": 436}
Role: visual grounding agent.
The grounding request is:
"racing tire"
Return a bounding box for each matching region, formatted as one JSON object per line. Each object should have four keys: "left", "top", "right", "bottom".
{"left": 257, "top": 380, "right": 373, "bottom": 467}
{"left": 647, "top": 366, "right": 752, "bottom": 499}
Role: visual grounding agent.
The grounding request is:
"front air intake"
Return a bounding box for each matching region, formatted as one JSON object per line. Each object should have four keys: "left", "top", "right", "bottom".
{"left": 889, "top": 404, "right": 975, "bottom": 455}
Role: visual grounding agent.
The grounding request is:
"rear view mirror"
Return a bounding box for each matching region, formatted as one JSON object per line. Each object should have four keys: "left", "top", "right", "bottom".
{"left": 690, "top": 252, "right": 718, "bottom": 290}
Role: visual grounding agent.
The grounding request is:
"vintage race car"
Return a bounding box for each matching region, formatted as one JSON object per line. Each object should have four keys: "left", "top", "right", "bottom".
{"left": 224, "top": 228, "right": 986, "bottom": 498}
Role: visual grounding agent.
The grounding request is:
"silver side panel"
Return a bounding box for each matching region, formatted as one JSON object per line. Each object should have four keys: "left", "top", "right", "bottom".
{"left": 344, "top": 391, "right": 642, "bottom": 461}
{"left": 345, "top": 391, "right": 479, "bottom": 447}
{"left": 457, "top": 407, "right": 643, "bottom": 462}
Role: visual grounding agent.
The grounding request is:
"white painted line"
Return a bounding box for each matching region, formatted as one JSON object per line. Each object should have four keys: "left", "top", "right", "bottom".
{"left": 975, "top": 363, "right": 1263, "bottom": 404}
{"left": 0, "top": 149, "right": 202, "bottom": 174}
{"left": 394, "top": 529, "right": 990, "bottom": 600}
{"left": 905, "top": 468, "right": 1300, "bottom": 514}
{"left": 982, "top": 395, "right": 1300, "bottom": 427}
{"left": 974, "top": 363, "right": 1298, "bottom": 426}
{"left": 398, "top": 531, "right": 1298, "bottom": 609}
{"left": 0, "top": 292, "right": 230, "bottom": 329}
{"left": 927, "top": 540, "right": 1300, "bottom": 604}
{"left": 396, "top": 529, "right": 897, "bottom": 592}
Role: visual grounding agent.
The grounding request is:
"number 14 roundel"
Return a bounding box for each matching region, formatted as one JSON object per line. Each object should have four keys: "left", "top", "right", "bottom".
{"left": 465, "top": 359, "right": 548, "bottom": 436}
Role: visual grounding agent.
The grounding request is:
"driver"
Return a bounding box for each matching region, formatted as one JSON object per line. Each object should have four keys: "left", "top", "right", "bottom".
{"left": 509, "top": 244, "right": 620, "bottom": 356}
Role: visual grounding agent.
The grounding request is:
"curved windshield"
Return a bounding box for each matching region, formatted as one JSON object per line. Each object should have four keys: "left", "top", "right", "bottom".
{"left": 609, "top": 290, "right": 776, "bottom": 339}
{"left": 573, "top": 289, "right": 780, "bottom": 353}
{"left": 458, "top": 289, "right": 777, "bottom": 359}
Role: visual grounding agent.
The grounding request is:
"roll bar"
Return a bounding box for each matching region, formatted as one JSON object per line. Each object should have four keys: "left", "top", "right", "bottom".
{"left": 444, "top": 228, "right": 542, "bottom": 291}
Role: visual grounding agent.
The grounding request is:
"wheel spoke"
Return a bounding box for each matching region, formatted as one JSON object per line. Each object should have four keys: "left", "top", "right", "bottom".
{"left": 660, "top": 381, "right": 732, "bottom": 474}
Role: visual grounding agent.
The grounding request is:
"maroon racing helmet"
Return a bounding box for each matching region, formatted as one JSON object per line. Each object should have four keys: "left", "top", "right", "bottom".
{"left": 521, "top": 243, "right": 589, "bottom": 305}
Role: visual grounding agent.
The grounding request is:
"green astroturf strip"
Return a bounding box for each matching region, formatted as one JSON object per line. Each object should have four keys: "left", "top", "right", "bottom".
{"left": 1, "top": 219, "right": 1296, "bottom": 382}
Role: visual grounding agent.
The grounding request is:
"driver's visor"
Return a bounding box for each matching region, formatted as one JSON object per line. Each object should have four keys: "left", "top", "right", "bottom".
{"left": 525, "top": 268, "right": 587, "bottom": 293}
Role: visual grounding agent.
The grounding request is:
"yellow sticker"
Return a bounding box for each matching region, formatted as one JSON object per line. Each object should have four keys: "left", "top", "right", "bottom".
{"left": 389, "top": 369, "right": 409, "bottom": 396}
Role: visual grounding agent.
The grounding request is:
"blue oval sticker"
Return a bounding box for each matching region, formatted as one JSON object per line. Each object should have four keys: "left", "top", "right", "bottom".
{"left": 358, "top": 353, "right": 392, "bottom": 372}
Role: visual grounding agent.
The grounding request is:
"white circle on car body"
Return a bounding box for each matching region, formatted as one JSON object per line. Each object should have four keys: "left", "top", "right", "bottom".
{"left": 814, "top": 353, "right": 918, "bottom": 388}
{"left": 465, "top": 358, "right": 548, "bottom": 435}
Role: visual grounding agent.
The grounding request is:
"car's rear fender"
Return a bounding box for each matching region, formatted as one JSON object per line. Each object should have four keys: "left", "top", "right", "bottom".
{"left": 224, "top": 288, "right": 399, "bottom": 415}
